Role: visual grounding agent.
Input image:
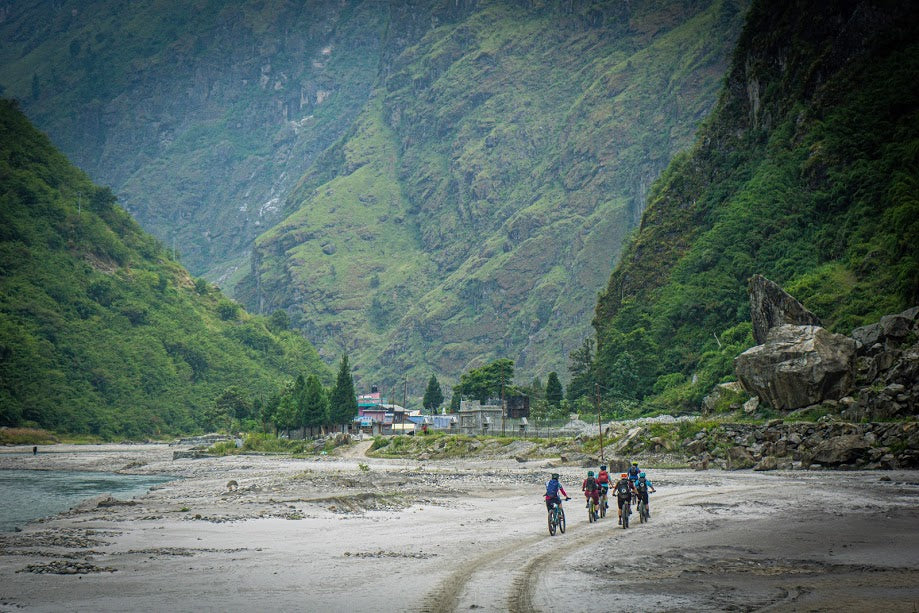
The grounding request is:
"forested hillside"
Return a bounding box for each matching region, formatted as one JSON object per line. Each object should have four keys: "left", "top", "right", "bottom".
{"left": 589, "top": 0, "right": 919, "bottom": 412}
{"left": 0, "top": 100, "right": 329, "bottom": 437}
{"left": 0, "top": 0, "right": 748, "bottom": 391}
{"left": 235, "top": 0, "right": 749, "bottom": 386}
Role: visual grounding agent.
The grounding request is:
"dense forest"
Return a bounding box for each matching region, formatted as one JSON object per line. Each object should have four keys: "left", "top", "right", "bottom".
{"left": 584, "top": 0, "right": 919, "bottom": 414}
{"left": 0, "top": 100, "right": 330, "bottom": 437}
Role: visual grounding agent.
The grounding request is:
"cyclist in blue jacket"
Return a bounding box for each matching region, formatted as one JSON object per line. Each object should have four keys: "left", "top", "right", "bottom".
{"left": 544, "top": 473, "right": 569, "bottom": 512}
{"left": 634, "top": 471, "right": 657, "bottom": 516}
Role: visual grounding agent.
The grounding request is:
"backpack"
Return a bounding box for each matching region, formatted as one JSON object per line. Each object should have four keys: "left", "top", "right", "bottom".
{"left": 636, "top": 477, "right": 648, "bottom": 493}
{"left": 616, "top": 479, "right": 631, "bottom": 497}
{"left": 546, "top": 479, "right": 560, "bottom": 498}
{"left": 597, "top": 470, "right": 609, "bottom": 484}
{"left": 585, "top": 477, "right": 597, "bottom": 492}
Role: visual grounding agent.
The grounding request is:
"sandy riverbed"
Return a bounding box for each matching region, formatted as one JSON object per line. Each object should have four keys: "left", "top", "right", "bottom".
{"left": 1, "top": 443, "right": 917, "bottom": 612}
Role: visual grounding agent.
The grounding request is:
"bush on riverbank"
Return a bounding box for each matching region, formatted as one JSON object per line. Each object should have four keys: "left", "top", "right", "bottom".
{"left": 205, "top": 432, "right": 352, "bottom": 456}
{"left": 0, "top": 427, "right": 59, "bottom": 445}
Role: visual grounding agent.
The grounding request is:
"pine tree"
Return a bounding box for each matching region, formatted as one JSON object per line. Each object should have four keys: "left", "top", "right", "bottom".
{"left": 545, "top": 372, "right": 564, "bottom": 408}
{"left": 301, "top": 374, "right": 328, "bottom": 437}
{"left": 422, "top": 375, "right": 444, "bottom": 414}
{"left": 328, "top": 354, "right": 358, "bottom": 432}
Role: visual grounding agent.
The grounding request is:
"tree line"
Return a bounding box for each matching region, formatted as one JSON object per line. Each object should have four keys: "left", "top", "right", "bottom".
{"left": 205, "top": 354, "right": 357, "bottom": 437}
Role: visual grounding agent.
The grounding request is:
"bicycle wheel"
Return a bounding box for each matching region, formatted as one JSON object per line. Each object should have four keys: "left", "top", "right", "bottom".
{"left": 559, "top": 507, "right": 566, "bottom": 533}
{"left": 548, "top": 510, "right": 556, "bottom": 536}
{"left": 588, "top": 499, "right": 596, "bottom": 523}
{"left": 638, "top": 500, "right": 645, "bottom": 524}
{"left": 600, "top": 495, "right": 607, "bottom": 519}
{"left": 622, "top": 503, "right": 630, "bottom": 529}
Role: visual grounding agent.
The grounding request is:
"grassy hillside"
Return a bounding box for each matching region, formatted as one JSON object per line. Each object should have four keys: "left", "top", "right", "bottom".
{"left": 0, "top": 100, "right": 330, "bottom": 437}
{"left": 236, "top": 0, "right": 749, "bottom": 388}
{"left": 591, "top": 0, "right": 919, "bottom": 411}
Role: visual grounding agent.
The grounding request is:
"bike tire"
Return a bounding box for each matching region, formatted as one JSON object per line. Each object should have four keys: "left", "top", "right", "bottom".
{"left": 622, "top": 503, "right": 630, "bottom": 529}
{"left": 600, "top": 496, "right": 607, "bottom": 518}
{"left": 559, "top": 508, "right": 566, "bottom": 533}
{"left": 548, "top": 510, "right": 556, "bottom": 536}
{"left": 638, "top": 500, "right": 645, "bottom": 524}
{"left": 588, "top": 500, "right": 596, "bottom": 523}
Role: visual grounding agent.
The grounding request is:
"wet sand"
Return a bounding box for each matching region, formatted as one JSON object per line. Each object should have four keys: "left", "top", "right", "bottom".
{"left": 1, "top": 443, "right": 917, "bottom": 612}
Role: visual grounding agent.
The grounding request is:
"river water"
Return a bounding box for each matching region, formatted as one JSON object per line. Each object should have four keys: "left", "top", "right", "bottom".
{"left": 0, "top": 469, "right": 173, "bottom": 532}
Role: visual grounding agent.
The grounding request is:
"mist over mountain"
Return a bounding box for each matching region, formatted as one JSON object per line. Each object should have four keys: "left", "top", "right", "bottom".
{"left": 0, "top": 0, "right": 747, "bottom": 391}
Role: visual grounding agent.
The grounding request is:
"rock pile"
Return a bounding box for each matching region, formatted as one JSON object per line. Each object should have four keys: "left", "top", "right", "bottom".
{"left": 849, "top": 307, "right": 919, "bottom": 419}
{"left": 682, "top": 420, "right": 918, "bottom": 471}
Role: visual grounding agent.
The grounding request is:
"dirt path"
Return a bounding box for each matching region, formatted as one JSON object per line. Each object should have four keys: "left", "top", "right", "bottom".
{"left": 336, "top": 439, "right": 373, "bottom": 458}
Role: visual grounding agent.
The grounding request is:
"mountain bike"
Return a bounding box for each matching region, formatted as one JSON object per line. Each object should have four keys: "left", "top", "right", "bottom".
{"left": 598, "top": 488, "right": 608, "bottom": 519}
{"left": 637, "top": 496, "right": 649, "bottom": 523}
{"left": 548, "top": 498, "right": 568, "bottom": 536}
{"left": 587, "top": 496, "right": 598, "bottom": 523}
{"left": 621, "top": 499, "right": 631, "bottom": 529}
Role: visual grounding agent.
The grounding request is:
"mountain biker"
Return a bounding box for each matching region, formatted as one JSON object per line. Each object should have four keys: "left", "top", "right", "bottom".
{"left": 582, "top": 470, "right": 600, "bottom": 509}
{"left": 627, "top": 460, "right": 641, "bottom": 483}
{"left": 614, "top": 472, "right": 637, "bottom": 525}
{"left": 545, "top": 473, "right": 569, "bottom": 512}
{"left": 635, "top": 471, "right": 656, "bottom": 516}
{"left": 596, "top": 464, "right": 611, "bottom": 509}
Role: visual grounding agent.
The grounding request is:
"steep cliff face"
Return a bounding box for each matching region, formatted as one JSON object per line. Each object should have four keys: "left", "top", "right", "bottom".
{"left": 592, "top": 0, "right": 919, "bottom": 408}
{"left": 235, "top": 0, "right": 748, "bottom": 387}
{"left": 0, "top": 0, "right": 403, "bottom": 279}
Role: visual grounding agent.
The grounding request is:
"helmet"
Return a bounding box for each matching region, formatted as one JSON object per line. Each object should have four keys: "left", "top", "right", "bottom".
{"left": 600, "top": 465, "right": 607, "bottom": 470}
{"left": 551, "top": 473, "right": 559, "bottom": 479}
{"left": 587, "top": 471, "right": 594, "bottom": 477}
{"left": 639, "top": 472, "right": 646, "bottom": 478}
{"left": 632, "top": 461, "right": 639, "bottom": 465}
{"left": 620, "top": 473, "right": 628, "bottom": 478}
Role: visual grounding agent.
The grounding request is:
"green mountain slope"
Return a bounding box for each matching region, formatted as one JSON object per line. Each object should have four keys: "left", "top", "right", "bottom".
{"left": 236, "top": 0, "right": 749, "bottom": 387}
{"left": 0, "top": 100, "right": 329, "bottom": 437}
{"left": 592, "top": 0, "right": 919, "bottom": 410}
{"left": 0, "top": 0, "right": 399, "bottom": 280}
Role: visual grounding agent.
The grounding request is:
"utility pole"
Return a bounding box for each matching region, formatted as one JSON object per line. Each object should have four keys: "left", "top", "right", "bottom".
{"left": 402, "top": 377, "right": 407, "bottom": 433}
{"left": 501, "top": 373, "right": 506, "bottom": 437}
{"left": 596, "top": 383, "right": 604, "bottom": 462}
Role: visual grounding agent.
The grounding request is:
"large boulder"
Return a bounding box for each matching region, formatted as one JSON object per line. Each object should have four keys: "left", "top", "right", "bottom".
{"left": 807, "top": 434, "right": 871, "bottom": 466}
{"left": 748, "top": 274, "right": 822, "bottom": 344}
{"left": 734, "top": 324, "right": 856, "bottom": 411}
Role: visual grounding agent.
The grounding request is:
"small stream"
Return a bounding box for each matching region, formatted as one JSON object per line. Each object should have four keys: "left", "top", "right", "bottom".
{"left": 0, "top": 469, "right": 173, "bottom": 532}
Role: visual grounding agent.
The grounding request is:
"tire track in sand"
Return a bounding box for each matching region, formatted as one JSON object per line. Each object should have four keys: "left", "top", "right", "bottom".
{"left": 422, "top": 485, "right": 779, "bottom": 613}
{"left": 509, "top": 485, "right": 781, "bottom": 612}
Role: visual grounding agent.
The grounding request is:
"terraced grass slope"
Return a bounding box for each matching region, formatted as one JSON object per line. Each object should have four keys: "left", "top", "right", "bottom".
{"left": 236, "top": 0, "right": 749, "bottom": 388}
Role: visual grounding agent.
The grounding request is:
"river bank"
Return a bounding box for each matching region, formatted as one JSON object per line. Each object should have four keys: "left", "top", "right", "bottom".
{"left": 1, "top": 443, "right": 918, "bottom": 611}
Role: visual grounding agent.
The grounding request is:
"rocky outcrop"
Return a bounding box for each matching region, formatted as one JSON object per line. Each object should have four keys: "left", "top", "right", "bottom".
{"left": 848, "top": 306, "right": 919, "bottom": 420}
{"left": 734, "top": 324, "right": 856, "bottom": 411}
{"left": 748, "top": 274, "right": 822, "bottom": 344}
{"left": 652, "top": 420, "right": 919, "bottom": 471}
